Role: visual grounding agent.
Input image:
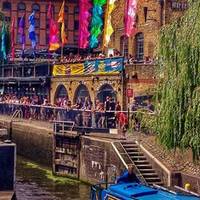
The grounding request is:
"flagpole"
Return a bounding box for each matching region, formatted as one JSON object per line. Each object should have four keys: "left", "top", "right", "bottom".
{"left": 61, "top": 43, "right": 64, "bottom": 61}
{"left": 102, "top": 0, "right": 109, "bottom": 54}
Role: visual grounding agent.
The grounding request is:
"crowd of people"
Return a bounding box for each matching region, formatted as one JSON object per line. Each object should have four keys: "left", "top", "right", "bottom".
{"left": 16, "top": 48, "right": 155, "bottom": 66}
{"left": 61, "top": 51, "right": 155, "bottom": 65}
{"left": 0, "top": 94, "right": 154, "bottom": 133}
{"left": 0, "top": 94, "right": 129, "bottom": 130}
{"left": 61, "top": 50, "right": 122, "bottom": 63}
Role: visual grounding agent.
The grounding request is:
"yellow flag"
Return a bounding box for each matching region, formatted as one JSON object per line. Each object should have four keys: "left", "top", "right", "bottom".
{"left": 58, "top": 1, "right": 65, "bottom": 23}
{"left": 58, "top": 1, "right": 67, "bottom": 45}
{"left": 61, "top": 22, "right": 67, "bottom": 44}
{"left": 103, "top": 0, "right": 116, "bottom": 47}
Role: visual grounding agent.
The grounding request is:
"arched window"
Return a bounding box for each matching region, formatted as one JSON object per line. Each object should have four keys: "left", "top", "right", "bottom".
{"left": 97, "top": 84, "right": 116, "bottom": 103}
{"left": 74, "top": 84, "right": 90, "bottom": 104}
{"left": 32, "top": 3, "right": 40, "bottom": 12}
{"left": 2, "top": 1, "right": 11, "bottom": 10}
{"left": 74, "top": 6, "right": 79, "bottom": 14}
{"left": 135, "top": 33, "right": 144, "bottom": 61}
{"left": 17, "top": 2, "right": 26, "bottom": 11}
{"left": 54, "top": 85, "right": 68, "bottom": 101}
{"left": 65, "top": 5, "right": 68, "bottom": 13}
{"left": 120, "top": 36, "right": 128, "bottom": 58}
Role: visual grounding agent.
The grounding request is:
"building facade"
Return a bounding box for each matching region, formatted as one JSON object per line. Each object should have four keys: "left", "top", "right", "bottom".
{"left": 0, "top": 0, "right": 79, "bottom": 50}
{"left": 111, "top": 0, "right": 188, "bottom": 60}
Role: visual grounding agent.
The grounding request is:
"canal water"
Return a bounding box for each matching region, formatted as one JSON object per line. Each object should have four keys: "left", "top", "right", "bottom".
{"left": 16, "top": 156, "right": 90, "bottom": 200}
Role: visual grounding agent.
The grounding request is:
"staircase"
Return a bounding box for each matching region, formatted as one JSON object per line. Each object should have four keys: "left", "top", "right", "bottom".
{"left": 120, "top": 141, "right": 163, "bottom": 186}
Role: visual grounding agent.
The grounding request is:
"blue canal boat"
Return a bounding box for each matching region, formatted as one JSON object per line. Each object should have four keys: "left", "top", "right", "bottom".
{"left": 90, "top": 182, "right": 200, "bottom": 200}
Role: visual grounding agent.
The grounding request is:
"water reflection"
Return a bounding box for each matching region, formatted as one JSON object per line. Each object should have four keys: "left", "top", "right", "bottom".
{"left": 16, "top": 156, "right": 90, "bottom": 200}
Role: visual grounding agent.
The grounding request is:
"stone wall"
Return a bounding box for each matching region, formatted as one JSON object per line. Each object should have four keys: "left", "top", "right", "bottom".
{"left": 79, "top": 136, "right": 125, "bottom": 184}
{"left": 0, "top": 119, "right": 53, "bottom": 166}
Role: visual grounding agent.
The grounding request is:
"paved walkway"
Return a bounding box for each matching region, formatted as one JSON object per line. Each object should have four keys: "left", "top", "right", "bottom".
{"left": 0, "top": 115, "right": 53, "bottom": 131}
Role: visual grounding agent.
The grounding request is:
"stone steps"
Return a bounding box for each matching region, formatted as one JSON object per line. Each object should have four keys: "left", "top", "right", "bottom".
{"left": 121, "top": 141, "right": 163, "bottom": 186}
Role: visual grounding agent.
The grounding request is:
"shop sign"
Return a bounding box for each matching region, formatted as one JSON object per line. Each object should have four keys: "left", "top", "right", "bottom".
{"left": 171, "top": 1, "right": 188, "bottom": 11}
{"left": 127, "top": 88, "right": 134, "bottom": 98}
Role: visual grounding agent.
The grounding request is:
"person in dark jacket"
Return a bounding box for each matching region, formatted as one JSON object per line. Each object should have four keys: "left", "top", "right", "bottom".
{"left": 117, "top": 165, "right": 140, "bottom": 184}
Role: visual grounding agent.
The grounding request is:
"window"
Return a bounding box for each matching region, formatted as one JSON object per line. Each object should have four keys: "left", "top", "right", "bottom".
{"left": 32, "top": 3, "right": 40, "bottom": 12}
{"left": 2, "top": 1, "right": 11, "bottom": 10}
{"left": 74, "top": 35, "right": 78, "bottom": 43}
{"left": 36, "top": 33, "right": 39, "bottom": 44}
{"left": 74, "top": 20, "right": 79, "bottom": 30}
{"left": 120, "top": 36, "right": 128, "bottom": 58}
{"left": 5, "top": 16, "right": 11, "bottom": 22}
{"left": 46, "top": 34, "right": 49, "bottom": 44}
{"left": 35, "top": 18, "right": 40, "bottom": 28}
{"left": 65, "top": 6, "right": 68, "bottom": 13}
{"left": 17, "top": 33, "right": 25, "bottom": 44}
{"left": 74, "top": 6, "right": 79, "bottom": 14}
{"left": 18, "top": 2, "right": 26, "bottom": 11}
{"left": 135, "top": 33, "right": 144, "bottom": 61}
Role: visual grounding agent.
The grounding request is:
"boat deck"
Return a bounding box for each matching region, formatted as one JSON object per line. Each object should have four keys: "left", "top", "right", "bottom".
{"left": 0, "top": 191, "right": 15, "bottom": 200}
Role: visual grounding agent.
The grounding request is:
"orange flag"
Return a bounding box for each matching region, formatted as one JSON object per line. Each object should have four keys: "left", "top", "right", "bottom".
{"left": 58, "top": 1, "right": 67, "bottom": 45}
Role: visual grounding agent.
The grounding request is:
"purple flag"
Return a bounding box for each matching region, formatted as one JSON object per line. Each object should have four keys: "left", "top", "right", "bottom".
{"left": 18, "top": 15, "right": 25, "bottom": 50}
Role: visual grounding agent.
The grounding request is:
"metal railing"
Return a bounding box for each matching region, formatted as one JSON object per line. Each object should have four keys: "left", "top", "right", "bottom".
{"left": 112, "top": 141, "right": 147, "bottom": 185}
{"left": 0, "top": 102, "right": 155, "bottom": 131}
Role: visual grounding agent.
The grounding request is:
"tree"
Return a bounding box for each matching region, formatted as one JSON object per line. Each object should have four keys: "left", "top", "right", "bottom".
{"left": 154, "top": 0, "right": 200, "bottom": 160}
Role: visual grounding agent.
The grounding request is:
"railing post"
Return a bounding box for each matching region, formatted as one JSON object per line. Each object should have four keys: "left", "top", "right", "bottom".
{"left": 9, "top": 121, "right": 12, "bottom": 141}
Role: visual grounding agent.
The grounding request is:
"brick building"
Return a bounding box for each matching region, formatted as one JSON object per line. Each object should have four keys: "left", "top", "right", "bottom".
{"left": 111, "top": 0, "right": 188, "bottom": 60}
{"left": 0, "top": 0, "right": 79, "bottom": 50}
{"left": 109, "top": 0, "right": 187, "bottom": 104}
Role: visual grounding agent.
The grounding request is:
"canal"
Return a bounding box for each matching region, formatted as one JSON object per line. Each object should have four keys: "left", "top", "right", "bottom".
{"left": 16, "top": 156, "right": 90, "bottom": 200}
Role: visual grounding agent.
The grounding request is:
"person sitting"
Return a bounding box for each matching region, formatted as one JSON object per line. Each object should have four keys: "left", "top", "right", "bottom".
{"left": 117, "top": 165, "right": 140, "bottom": 184}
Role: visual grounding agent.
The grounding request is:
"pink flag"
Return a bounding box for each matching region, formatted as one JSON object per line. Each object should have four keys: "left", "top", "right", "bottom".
{"left": 124, "top": 0, "right": 137, "bottom": 37}
{"left": 79, "top": 0, "right": 91, "bottom": 49}
{"left": 48, "top": 2, "right": 60, "bottom": 51}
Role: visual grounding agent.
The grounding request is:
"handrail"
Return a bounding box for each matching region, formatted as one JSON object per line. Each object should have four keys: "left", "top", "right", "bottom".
{"left": 174, "top": 185, "right": 200, "bottom": 197}
{"left": 112, "top": 141, "right": 147, "bottom": 185}
{"left": 11, "top": 109, "right": 23, "bottom": 122}
{"left": 111, "top": 142, "right": 128, "bottom": 169}
{"left": 0, "top": 102, "right": 155, "bottom": 115}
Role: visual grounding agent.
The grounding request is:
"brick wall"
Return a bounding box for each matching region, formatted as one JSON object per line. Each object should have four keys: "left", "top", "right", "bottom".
{"left": 110, "top": 0, "right": 186, "bottom": 59}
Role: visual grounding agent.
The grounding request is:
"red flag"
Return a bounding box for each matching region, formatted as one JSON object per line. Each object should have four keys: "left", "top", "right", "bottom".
{"left": 47, "top": 3, "right": 60, "bottom": 51}
{"left": 124, "top": 0, "right": 137, "bottom": 37}
{"left": 11, "top": 17, "right": 15, "bottom": 60}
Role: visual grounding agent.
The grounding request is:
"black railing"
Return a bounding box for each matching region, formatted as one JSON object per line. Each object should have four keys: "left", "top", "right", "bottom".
{"left": 0, "top": 103, "right": 154, "bottom": 132}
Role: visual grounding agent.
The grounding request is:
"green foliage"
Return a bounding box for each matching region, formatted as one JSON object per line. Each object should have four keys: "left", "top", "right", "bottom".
{"left": 154, "top": 1, "right": 200, "bottom": 160}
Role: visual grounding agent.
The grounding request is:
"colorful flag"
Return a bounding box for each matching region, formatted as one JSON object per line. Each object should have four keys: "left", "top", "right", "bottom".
{"left": 90, "top": 0, "right": 107, "bottom": 48}
{"left": 125, "top": 0, "right": 137, "bottom": 37}
{"left": 28, "top": 12, "right": 36, "bottom": 48}
{"left": 58, "top": 1, "right": 67, "bottom": 45}
{"left": 79, "top": 0, "right": 91, "bottom": 49}
{"left": 48, "top": 3, "right": 60, "bottom": 51}
{"left": 18, "top": 15, "right": 25, "bottom": 51}
{"left": 11, "top": 17, "right": 15, "bottom": 60}
{"left": 1, "top": 22, "right": 7, "bottom": 60}
{"left": 103, "top": 0, "right": 116, "bottom": 47}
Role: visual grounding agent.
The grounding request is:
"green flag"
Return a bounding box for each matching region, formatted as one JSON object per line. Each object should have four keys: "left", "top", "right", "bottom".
{"left": 1, "top": 22, "right": 7, "bottom": 60}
